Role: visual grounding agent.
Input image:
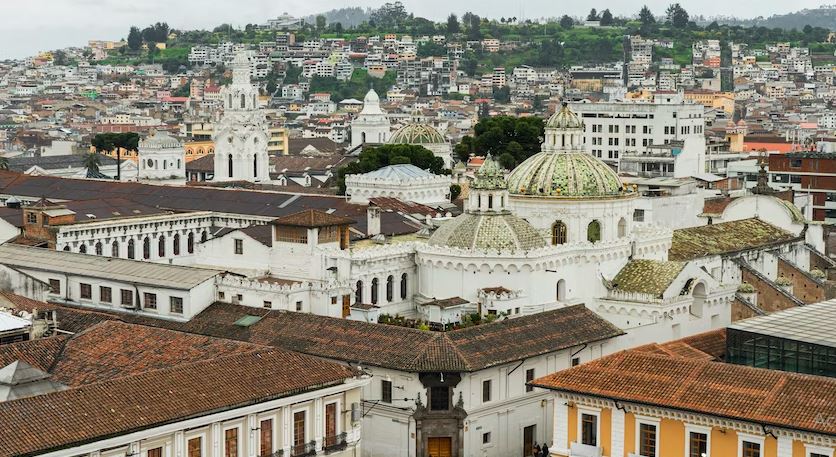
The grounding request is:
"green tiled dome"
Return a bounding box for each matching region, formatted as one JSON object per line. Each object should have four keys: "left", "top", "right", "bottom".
{"left": 388, "top": 123, "right": 446, "bottom": 144}
{"left": 428, "top": 213, "right": 546, "bottom": 251}
{"left": 471, "top": 155, "right": 506, "bottom": 191}
{"left": 507, "top": 151, "right": 625, "bottom": 197}
{"left": 546, "top": 104, "right": 584, "bottom": 129}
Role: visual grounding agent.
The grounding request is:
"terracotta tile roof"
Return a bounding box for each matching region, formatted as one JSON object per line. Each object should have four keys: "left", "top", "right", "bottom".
{"left": 271, "top": 209, "right": 355, "bottom": 227}
{"left": 669, "top": 218, "right": 799, "bottom": 261}
{"left": 531, "top": 349, "right": 836, "bottom": 435}
{"left": 0, "top": 349, "right": 355, "bottom": 457}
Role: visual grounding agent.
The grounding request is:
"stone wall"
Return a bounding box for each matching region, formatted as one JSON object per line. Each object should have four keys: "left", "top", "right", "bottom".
{"left": 776, "top": 258, "right": 826, "bottom": 303}
{"left": 731, "top": 297, "right": 759, "bottom": 322}
{"left": 740, "top": 268, "right": 800, "bottom": 314}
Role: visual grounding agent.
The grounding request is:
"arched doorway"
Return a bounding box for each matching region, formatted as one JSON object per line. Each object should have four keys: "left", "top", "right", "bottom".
{"left": 556, "top": 279, "right": 566, "bottom": 301}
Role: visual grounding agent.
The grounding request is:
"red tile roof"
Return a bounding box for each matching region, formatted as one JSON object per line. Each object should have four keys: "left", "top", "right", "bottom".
{"left": 531, "top": 349, "right": 836, "bottom": 435}
{"left": 271, "top": 209, "right": 355, "bottom": 227}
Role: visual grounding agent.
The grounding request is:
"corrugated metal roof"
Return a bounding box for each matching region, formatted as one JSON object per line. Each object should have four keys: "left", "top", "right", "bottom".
{"left": 0, "top": 245, "right": 221, "bottom": 289}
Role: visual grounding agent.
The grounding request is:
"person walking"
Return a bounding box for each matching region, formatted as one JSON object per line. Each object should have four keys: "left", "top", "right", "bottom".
{"left": 541, "top": 442, "right": 550, "bottom": 457}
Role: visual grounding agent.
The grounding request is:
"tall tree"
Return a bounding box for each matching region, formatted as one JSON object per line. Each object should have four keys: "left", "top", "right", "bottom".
{"left": 639, "top": 5, "right": 656, "bottom": 26}
{"left": 82, "top": 152, "right": 102, "bottom": 176}
{"left": 127, "top": 26, "right": 142, "bottom": 51}
{"left": 600, "top": 9, "right": 614, "bottom": 26}
{"left": 316, "top": 15, "right": 327, "bottom": 31}
{"left": 91, "top": 132, "right": 139, "bottom": 181}
{"left": 559, "top": 15, "right": 574, "bottom": 28}
{"left": 453, "top": 116, "right": 544, "bottom": 167}
{"left": 587, "top": 8, "right": 599, "bottom": 21}
{"left": 666, "top": 3, "right": 689, "bottom": 28}
{"left": 446, "top": 13, "right": 460, "bottom": 34}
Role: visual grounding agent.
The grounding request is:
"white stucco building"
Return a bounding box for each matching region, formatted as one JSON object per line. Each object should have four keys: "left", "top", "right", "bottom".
{"left": 137, "top": 131, "right": 186, "bottom": 181}
{"left": 345, "top": 164, "right": 451, "bottom": 205}
{"left": 350, "top": 89, "right": 390, "bottom": 148}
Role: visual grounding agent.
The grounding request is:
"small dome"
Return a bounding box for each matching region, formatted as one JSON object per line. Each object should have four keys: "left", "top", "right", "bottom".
{"left": 139, "top": 131, "right": 181, "bottom": 150}
{"left": 507, "top": 152, "right": 625, "bottom": 198}
{"left": 428, "top": 212, "right": 546, "bottom": 252}
{"left": 471, "top": 155, "right": 506, "bottom": 191}
{"left": 364, "top": 89, "right": 380, "bottom": 104}
{"left": 546, "top": 103, "right": 584, "bottom": 129}
{"left": 389, "top": 123, "right": 445, "bottom": 145}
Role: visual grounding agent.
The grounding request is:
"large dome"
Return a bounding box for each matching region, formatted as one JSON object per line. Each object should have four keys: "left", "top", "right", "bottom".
{"left": 389, "top": 123, "right": 446, "bottom": 145}
{"left": 507, "top": 152, "right": 624, "bottom": 198}
{"left": 428, "top": 212, "right": 546, "bottom": 251}
{"left": 546, "top": 103, "right": 584, "bottom": 129}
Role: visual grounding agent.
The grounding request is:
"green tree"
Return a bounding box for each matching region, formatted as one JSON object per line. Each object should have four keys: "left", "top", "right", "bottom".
{"left": 454, "top": 116, "right": 544, "bottom": 166}
{"left": 493, "top": 85, "right": 511, "bottom": 103}
{"left": 559, "top": 15, "right": 574, "bottom": 28}
{"left": 82, "top": 152, "right": 102, "bottom": 175}
{"left": 91, "top": 132, "right": 139, "bottom": 181}
{"left": 52, "top": 50, "right": 69, "bottom": 66}
{"left": 600, "top": 9, "right": 614, "bottom": 26}
{"left": 334, "top": 22, "right": 344, "bottom": 33}
{"left": 449, "top": 184, "right": 462, "bottom": 201}
{"left": 417, "top": 42, "right": 446, "bottom": 57}
{"left": 447, "top": 14, "right": 460, "bottom": 34}
{"left": 587, "top": 8, "right": 599, "bottom": 21}
{"left": 316, "top": 15, "right": 327, "bottom": 31}
{"left": 0, "top": 156, "right": 8, "bottom": 171}
{"left": 666, "top": 3, "right": 689, "bottom": 28}
{"left": 639, "top": 5, "right": 656, "bottom": 26}
{"left": 497, "top": 152, "right": 516, "bottom": 170}
{"left": 336, "top": 144, "right": 446, "bottom": 194}
{"left": 127, "top": 26, "right": 142, "bottom": 51}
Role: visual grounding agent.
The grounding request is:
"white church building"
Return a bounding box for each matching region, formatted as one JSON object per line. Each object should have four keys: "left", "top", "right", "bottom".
{"left": 350, "top": 89, "right": 390, "bottom": 148}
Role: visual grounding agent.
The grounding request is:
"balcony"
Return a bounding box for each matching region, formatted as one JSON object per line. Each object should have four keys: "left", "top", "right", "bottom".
{"left": 323, "top": 432, "right": 348, "bottom": 454}
{"left": 291, "top": 442, "right": 316, "bottom": 457}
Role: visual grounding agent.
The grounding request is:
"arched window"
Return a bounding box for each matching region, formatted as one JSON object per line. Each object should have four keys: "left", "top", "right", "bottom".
{"left": 228, "top": 154, "right": 233, "bottom": 178}
{"left": 253, "top": 154, "right": 258, "bottom": 178}
{"left": 371, "top": 278, "right": 379, "bottom": 305}
{"left": 200, "top": 231, "right": 208, "bottom": 243}
{"left": 587, "top": 220, "right": 601, "bottom": 243}
{"left": 361, "top": 132, "right": 366, "bottom": 143}
{"left": 617, "top": 217, "right": 627, "bottom": 238}
{"left": 143, "top": 237, "right": 151, "bottom": 260}
{"left": 79, "top": 244, "right": 87, "bottom": 254}
{"left": 551, "top": 221, "right": 568, "bottom": 245}
{"left": 556, "top": 279, "right": 566, "bottom": 301}
{"left": 173, "top": 234, "right": 181, "bottom": 255}
{"left": 94, "top": 242, "right": 102, "bottom": 256}
{"left": 187, "top": 232, "right": 195, "bottom": 253}
{"left": 386, "top": 275, "right": 394, "bottom": 302}
{"left": 158, "top": 235, "right": 166, "bottom": 257}
{"left": 355, "top": 280, "right": 364, "bottom": 304}
{"left": 63, "top": 245, "right": 70, "bottom": 251}
{"left": 488, "top": 194, "right": 493, "bottom": 209}
{"left": 400, "top": 273, "right": 408, "bottom": 299}
{"left": 127, "top": 239, "right": 135, "bottom": 259}
{"left": 111, "top": 241, "right": 119, "bottom": 257}
{"left": 228, "top": 94, "right": 232, "bottom": 107}
{"left": 240, "top": 93, "right": 246, "bottom": 109}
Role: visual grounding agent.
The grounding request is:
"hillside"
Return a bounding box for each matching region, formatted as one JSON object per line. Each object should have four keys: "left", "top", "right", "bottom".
{"left": 710, "top": 5, "right": 836, "bottom": 30}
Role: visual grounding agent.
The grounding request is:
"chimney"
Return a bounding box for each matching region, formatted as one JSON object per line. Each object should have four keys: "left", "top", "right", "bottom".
{"left": 367, "top": 205, "right": 381, "bottom": 237}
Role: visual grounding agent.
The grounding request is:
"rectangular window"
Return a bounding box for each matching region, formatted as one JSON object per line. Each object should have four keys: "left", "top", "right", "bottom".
{"left": 260, "top": 419, "right": 273, "bottom": 456}
{"left": 581, "top": 413, "right": 598, "bottom": 446}
{"left": 120, "top": 289, "right": 133, "bottom": 306}
{"left": 234, "top": 238, "right": 244, "bottom": 255}
{"left": 572, "top": 357, "right": 580, "bottom": 366}
{"left": 80, "top": 283, "right": 92, "bottom": 299}
{"left": 688, "top": 431, "right": 708, "bottom": 457}
{"left": 170, "top": 296, "right": 183, "bottom": 314}
{"left": 525, "top": 368, "right": 535, "bottom": 392}
{"left": 49, "top": 279, "right": 60, "bottom": 294}
{"left": 296, "top": 301, "right": 303, "bottom": 311}
{"left": 224, "top": 428, "right": 238, "bottom": 457}
{"left": 790, "top": 158, "right": 802, "bottom": 168}
{"left": 430, "top": 386, "right": 450, "bottom": 410}
{"left": 100, "top": 286, "right": 112, "bottom": 303}
{"left": 143, "top": 292, "right": 157, "bottom": 309}
{"left": 742, "top": 441, "right": 761, "bottom": 457}
{"left": 382, "top": 379, "right": 393, "bottom": 403}
{"left": 325, "top": 403, "right": 338, "bottom": 447}
{"left": 187, "top": 437, "right": 202, "bottom": 457}
{"left": 148, "top": 448, "right": 162, "bottom": 457}
{"left": 639, "top": 423, "right": 657, "bottom": 457}
{"left": 263, "top": 300, "right": 272, "bottom": 308}
{"left": 293, "top": 411, "right": 306, "bottom": 447}
{"left": 482, "top": 379, "right": 492, "bottom": 402}
{"left": 482, "top": 432, "right": 491, "bottom": 444}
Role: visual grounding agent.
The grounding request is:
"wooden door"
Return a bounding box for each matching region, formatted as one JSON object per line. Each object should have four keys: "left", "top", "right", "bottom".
{"left": 187, "top": 437, "right": 201, "bottom": 457}
{"left": 147, "top": 448, "right": 162, "bottom": 457}
{"left": 324, "top": 403, "right": 337, "bottom": 446}
{"left": 523, "top": 425, "right": 536, "bottom": 457}
{"left": 225, "top": 428, "right": 238, "bottom": 457}
{"left": 260, "top": 419, "right": 273, "bottom": 456}
{"left": 427, "top": 437, "right": 452, "bottom": 457}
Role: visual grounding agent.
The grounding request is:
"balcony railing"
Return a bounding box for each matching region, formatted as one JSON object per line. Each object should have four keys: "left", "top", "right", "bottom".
{"left": 323, "top": 432, "right": 348, "bottom": 453}
{"left": 291, "top": 441, "right": 316, "bottom": 457}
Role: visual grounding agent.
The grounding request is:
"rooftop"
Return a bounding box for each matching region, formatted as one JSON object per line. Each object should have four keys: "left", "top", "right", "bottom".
{"left": 610, "top": 259, "right": 686, "bottom": 298}
{"left": 728, "top": 299, "right": 836, "bottom": 348}
{"left": 669, "top": 218, "right": 798, "bottom": 261}
{"left": 271, "top": 209, "right": 355, "bottom": 228}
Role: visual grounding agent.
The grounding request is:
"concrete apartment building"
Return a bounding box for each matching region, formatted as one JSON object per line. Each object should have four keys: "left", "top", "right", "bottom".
{"left": 769, "top": 151, "right": 836, "bottom": 222}
{"left": 570, "top": 94, "right": 705, "bottom": 168}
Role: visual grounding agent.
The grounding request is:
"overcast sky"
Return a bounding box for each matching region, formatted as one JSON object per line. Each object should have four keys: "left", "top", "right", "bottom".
{"left": 0, "top": 0, "right": 827, "bottom": 59}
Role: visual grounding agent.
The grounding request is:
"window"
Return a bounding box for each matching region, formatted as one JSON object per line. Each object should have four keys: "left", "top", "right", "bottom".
{"left": 572, "top": 357, "right": 580, "bottom": 366}
{"left": 525, "top": 368, "right": 535, "bottom": 392}
{"left": 234, "top": 239, "right": 243, "bottom": 255}
{"left": 400, "top": 273, "right": 408, "bottom": 299}
{"left": 355, "top": 280, "right": 364, "bottom": 304}
{"left": 173, "top": 234, "right": 180, "bottom": 255}
{"left": 264, "top": 300, "right": 272, "bottom": 308}
{"left": 260, "top": 419, "right": 273, "bottom": 456}
{"left": 80, "top": 283, "right": 92, "bottom": 300}
{"left": 551, "top": 221, "right": 568, "bottom": 245}
{"left": 430, "top": 386, "right": 450, "bottom": 410}
{"left": 742, "top": 441, "right": 761, "bottom": 457}
{"left": 79, "top": 244, "right": 87, "bottom": 254}
{"left": 148, "top": 448, "right": 162, "bottom": 457}
{"left": 295, "top": 301, "right": 303, "bottom": 311}
{"left": 111, "top": 241, "right": 119, "bottom": 257}
{"left": 49, "top": 279, "right": 60, "bottom": 294}
{"left": 188, "top": 232, "right": 195, "bottom": 253}
{"left": 639, "top": 423, "right": 657, "bottom": 457}
{"left": 688, "top": 431, "right": 708, "bottom": 457}
{"left": 158, "top": 236, "right": 166, "bottom": 257}
{"left": 581, "top": 413, "right": 598, "bottom": 446}
{"left": 26, "top": 212, "right": 37, "bottom": 224}
{"left": 371, "top": 278, "right": 379, "bottom": 304}
{"left": 143, "top": 237, "right": 151, "bottom": 259}
{"left": 95, "top": 242, "right": 103, "bottom": 256}
{"left": 170, "top": 296, "right": 183, "bottom": 314}
{"left": 791, "top": 158, "right": 803, "bottom": 168}
{"left": 324, "top": 403, "right": 338, "bottom": 447}
{"left": 386, "top": 275, "right": 394, "bottom": 301}
{"left": 482, "top": 432, "right": 491, "bottom": 444}
{"left": 293, "top": 411, "right": 306, "bottom": 447}
{"left": 482, "top": 379, "right": 492, "bottom": 402}
{"left": 381, "top": 380, "right": 393, "bottom": 403}
{"left": 587, "top": 220, "right": 601, "bottom": 243}
{"left": 100, "top": 286, "right": 112, "bottom": 303}
{"left": 633, "top": 209, "right": 645, "bottom": 222}
{"left": 120, "top": 289, "right": 133, "bottom": 306}
{"left": 224, "top": 427, "right": 239, "bottom": 457}
{"left": 127, "top": 239, "right": 135, "bottom": 259}
{"left": 187, "top": 437, "right": 202, "bottom": 457}
{"left": 143, "top": 292, "right": 157, "bottom": 310}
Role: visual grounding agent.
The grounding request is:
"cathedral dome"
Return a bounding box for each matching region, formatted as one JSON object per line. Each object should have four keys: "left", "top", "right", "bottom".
{"left": 507, "top": 151, "right": 624, "bottom": 198}
{"left": 388, "top": 123, "right": 445, "bottom": 145}
{"left": 546, "top": 103, "right": 584, "bottom": 129}
{"left": 428, "top": 212, "right": 546, "bottom": 251}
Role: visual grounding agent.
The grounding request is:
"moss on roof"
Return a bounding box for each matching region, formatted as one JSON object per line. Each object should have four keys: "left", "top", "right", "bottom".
{"left": 612, "top": 259, "right": 686, "bottom": 297}
{"left": 669, "top": 218, "right": 797, "bottom": 261}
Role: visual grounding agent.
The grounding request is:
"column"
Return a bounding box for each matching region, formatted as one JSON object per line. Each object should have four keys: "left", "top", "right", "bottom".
{"left": 174, "top": 431, "right": 185, "bottom": 457}
{"left": 553, "top": 400, "right": 569, "bottom": 455}
{"left": 776, "top": 436, "right": 793, "bottom": 457}
{"left": 282, "top": 407, "right": 292, "bottom": 456}
{"left": 314, "top": 398, "right": 324, "bottom": 450}
{"left": 611, "top": 407, "right": 625, "bottom": 457}
{"left": 247, "top": 414, "right": 257, "bottom": 457}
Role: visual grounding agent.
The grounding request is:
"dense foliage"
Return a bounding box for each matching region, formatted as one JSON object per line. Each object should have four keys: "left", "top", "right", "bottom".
{"left": 336, "top": 144, "right": 446, "bottom": 194}
{"left": 453, "top": 116, "right": 544, "bottom": 168}
{"left": 309, "top": 69, "right": 397, "bottom": 102}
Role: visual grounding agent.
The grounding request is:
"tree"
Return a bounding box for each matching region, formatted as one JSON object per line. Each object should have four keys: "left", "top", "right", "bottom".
{"left": 600, "top": 9, "right": 614, "bottom": 26}
{"left": 497, "top": 152, "right": 516, "bottom": 170}
{"left": 666, "top": 3, "right": 689, "bottom": 28}
{"left": 316, "top": 15, "right": 327, "bottom": 31}
{"left": 559, "top": 15, "right": 574, "bottom": 28}
{"left": 334, "top": 22, "right": 344, "bottom": 33}
{"left": 82, "top": 152, "right": 102, "bottom": 175}
{"left": 91, "top": 132, "right": 139, "bottom": 181}
{"left": 127, "top": 26, "right": 142, "bottom": 51}
{"left": 587, "top": 8, "right": 599, "bottom": 21}
{"left": 417, "top": 42, "right": 446, "bottom": 57}
{"left": 466, "top": 13, "right": 481, "bottom": 40}
{"left": 449, "top": 184, "right": 461, "bottom": 201}
{"left": 453, "top": 116, "right": 544, "bottom": 166}
{"left": 447, "top": 14, "right": 460, "bottom": 34}
{"left": 0, "top": 155, "right": 8, "bottom": 171}
{"left": 639, "top": 5, "right": 656, "bottom": 26}
{"left": 336, "top": 144, "right": 446, "bottom": 194}
{"left": 52, "top": 50, "right": 69, "bottom": 66}
{"left": 493, "top": 85, "right": 511, "bottom": 103}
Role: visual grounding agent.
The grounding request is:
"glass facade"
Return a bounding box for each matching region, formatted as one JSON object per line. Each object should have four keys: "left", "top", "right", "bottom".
{"left": 727, "top": 329, "right": 836, "bottom": 378}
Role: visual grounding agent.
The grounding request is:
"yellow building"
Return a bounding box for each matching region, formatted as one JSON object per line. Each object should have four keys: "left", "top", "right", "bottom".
{"left": 684, "top": 90, "right": 735, "bottom": 115}
{"left": 268, "top": 126, "right": 289, "bottom": 155}
{"left": 533, "top": 333, "right": 836, "bottom": 457}
{"left": 95, "top": 146, "right": 139, "bottom": 163}
{"left": 184, "top": 140, "right": 215, "bottom": 162}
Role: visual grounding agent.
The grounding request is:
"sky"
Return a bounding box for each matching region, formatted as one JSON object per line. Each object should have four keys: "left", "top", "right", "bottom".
{"left": 0, "top": 0, "right": 828, "bottom": 59}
